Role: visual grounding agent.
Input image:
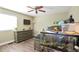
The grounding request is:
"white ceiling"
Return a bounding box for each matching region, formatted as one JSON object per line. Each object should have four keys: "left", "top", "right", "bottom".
{"left": 0, "top": 0, "right": 71, "bottom": 16}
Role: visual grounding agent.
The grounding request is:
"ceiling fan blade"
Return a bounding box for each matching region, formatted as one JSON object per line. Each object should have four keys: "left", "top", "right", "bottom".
{"left": 28, "top": 10, "right": 34, "bottom": 12}
{"left": 36, "top": 6, "right": 43, "bottom": 9}
{"left": 27, "top": 6, "right": 34, "bottom": 9}
{"left": 39, "top": 10, "right": 46, "bottom": 12}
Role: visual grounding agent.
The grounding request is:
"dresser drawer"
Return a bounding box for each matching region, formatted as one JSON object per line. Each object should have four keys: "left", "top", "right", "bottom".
{"left": 15, "top": 30, "right": 33, "bottom": 42}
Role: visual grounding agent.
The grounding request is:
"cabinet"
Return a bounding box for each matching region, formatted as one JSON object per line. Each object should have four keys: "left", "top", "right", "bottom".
{"left": 14, "top": 30, "right": 33, "bottom": 43}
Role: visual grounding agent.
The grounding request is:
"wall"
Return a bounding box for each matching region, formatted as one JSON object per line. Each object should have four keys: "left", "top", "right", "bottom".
{"left": 0, "top": 30, "right": 14, "bottom": 46}
{"left": 66, "top": 6, "right": 79, "bottom": 33}
{"left": 68, "top": 6, "right": 79, "bottom": 22}
{"left": 0, "top": 7, "right": 34, "bottom": 31}
{"left": 34, "top": 12, "right": 68, "bottom": 36}
{"left": 0, "top": 7, "right": 34, "bottom": 45}
{"left": 1, "top": 6, "right": 79, "bottom": 44}
{"left": 34, "top": 6, "right": 79, "bottom": 36}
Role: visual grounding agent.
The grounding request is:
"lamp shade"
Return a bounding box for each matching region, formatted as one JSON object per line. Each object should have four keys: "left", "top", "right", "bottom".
{"left": 74, "top": 23, "right": 79, "bottom": 33}
{"left": 67, "top": 23, "right": 79, "bottom": 33}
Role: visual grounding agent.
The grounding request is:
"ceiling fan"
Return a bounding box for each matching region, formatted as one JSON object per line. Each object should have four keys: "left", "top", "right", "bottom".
{"left": 27, "top": 6, "right": 46, "bottom": 14}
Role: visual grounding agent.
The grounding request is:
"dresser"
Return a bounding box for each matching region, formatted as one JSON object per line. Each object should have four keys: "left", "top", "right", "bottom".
{"left": 14, "top": 30, "right": 33, "bottom": 43}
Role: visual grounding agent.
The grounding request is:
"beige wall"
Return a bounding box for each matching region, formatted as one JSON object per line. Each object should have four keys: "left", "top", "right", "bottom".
{"left": 34, "top": 6, "right": 79, "bottom": 36}
{"left": 34, "top": 12, "right": 68, "bottom": 35}
{"left": 0, "top": 7, "right": 34, "bottom": 31}
{"left": 0, "top": 6, "right": 79, "bottom": 44}
{"left": 68, "top": 6, "right": 79, "bottom": 22}
{"left": 0, "top": 30, "right": 14, "bottom": 45}
{"left": 0, "top": 7, "right": 34, "bottom": 44}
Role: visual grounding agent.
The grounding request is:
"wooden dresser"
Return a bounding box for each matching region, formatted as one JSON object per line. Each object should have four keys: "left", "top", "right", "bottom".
{"left": 14, "top": 30, "right": 33, "bottom": 43}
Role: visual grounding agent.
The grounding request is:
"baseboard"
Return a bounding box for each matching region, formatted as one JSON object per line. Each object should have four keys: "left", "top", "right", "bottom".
{"left": 0, "top": 40, "right": 14, "bottom": 46}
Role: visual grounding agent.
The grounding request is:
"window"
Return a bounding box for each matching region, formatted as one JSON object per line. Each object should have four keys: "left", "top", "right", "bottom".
{"left": 0, "top": 14, "right": 17, "bottom": 31}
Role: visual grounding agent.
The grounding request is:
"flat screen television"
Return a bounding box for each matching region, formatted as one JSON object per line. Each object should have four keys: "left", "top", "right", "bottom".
{"left": 24, "top": 19, "right": 30, "bottom": 25}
